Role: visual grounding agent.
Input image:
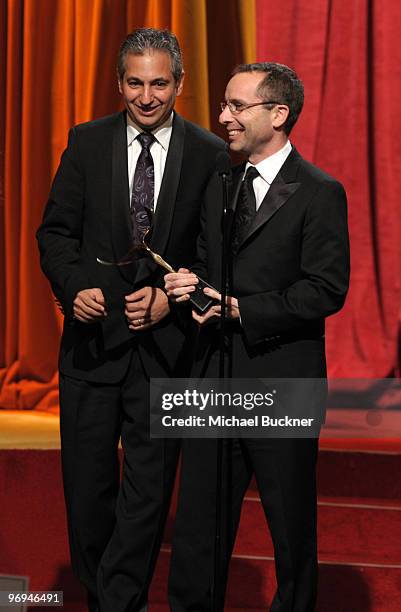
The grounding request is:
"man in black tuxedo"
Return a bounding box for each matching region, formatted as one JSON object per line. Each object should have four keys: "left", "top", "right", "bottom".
{"left": 37, "top": 28, "right": 224, "bottom": 612}
{"left": 165, "top": 62, "right": 349, "bottom": 611}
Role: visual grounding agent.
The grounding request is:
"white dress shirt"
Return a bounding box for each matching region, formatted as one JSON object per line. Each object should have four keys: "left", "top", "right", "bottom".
{"left": 245, "top": 140, "right": 292, "bottom": 210}
{"left": 126, "top": 113, "right": 173, "bottom": 209}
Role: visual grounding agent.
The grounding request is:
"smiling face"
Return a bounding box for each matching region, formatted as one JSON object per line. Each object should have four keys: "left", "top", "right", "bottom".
{"left": 118, "top": 49, "right": 184, "bottom": 130}
{"left": 219, "top": 71, "right": 288, "bottom": 164}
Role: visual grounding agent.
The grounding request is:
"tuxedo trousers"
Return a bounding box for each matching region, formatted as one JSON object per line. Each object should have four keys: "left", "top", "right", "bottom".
{"left": 169, "top": 436, "right": 318, "bottom": 612}
{"left": 59, "top": 348, "right": 180, "bottom": 612}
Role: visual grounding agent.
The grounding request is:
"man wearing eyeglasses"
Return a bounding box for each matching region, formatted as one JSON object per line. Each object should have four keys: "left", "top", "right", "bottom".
{"left": 165, "top": 63, "right": 349, "bottom": 611}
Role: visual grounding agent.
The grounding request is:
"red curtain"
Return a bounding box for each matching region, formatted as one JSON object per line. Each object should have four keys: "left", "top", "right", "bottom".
{"left": 256, "top": 0, "right": 401, "bottom": 377}
{"left": 2, "top": 0, "right": 400, "bottom": 411}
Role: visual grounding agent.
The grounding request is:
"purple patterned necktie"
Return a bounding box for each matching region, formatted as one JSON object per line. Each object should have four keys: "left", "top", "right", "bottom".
{"left": 131, "top": 131, "right": 155, "bottom": 245}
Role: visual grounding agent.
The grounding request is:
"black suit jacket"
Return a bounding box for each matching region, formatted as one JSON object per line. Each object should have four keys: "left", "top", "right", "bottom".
{"left": 37, "top": 111, "right": 225, "bottom": 383}
{"left": 193, "top": 147, "right": 350, "bottom": 379}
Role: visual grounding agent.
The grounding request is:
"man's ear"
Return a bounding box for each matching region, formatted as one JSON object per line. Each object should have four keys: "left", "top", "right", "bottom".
{"left": 272, "top": 105, "right": 290, "bottom": 130}
{"left": 175, "top": 72, "right": 185, "bottom": 96}
{"left": 117, "top": 78, "right": 123, "bottom": 95}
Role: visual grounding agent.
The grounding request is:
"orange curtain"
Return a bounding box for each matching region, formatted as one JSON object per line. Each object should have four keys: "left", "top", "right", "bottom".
{"left": 0, "top": 0, "right": 256, "bottom": 411}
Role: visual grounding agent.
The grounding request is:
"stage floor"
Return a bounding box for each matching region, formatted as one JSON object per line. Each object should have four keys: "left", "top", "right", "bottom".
{"left": 1, "top": 408, "right": 401, "bottom": 452}
{"left": 1, "top": 409, "right": 400, "bottom": 611}
{"left": 0, "top": 410, "right": 60, "bottom": 449}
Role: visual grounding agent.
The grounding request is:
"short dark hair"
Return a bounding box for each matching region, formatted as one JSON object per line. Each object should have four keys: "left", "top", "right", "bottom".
{"left": 117, "top": 28, "right": 183, "bottom": 82}
{"left": 232, "top": 62, "right": 304, "bottom": 134}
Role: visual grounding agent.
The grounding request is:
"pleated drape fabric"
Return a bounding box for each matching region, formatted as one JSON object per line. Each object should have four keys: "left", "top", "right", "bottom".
{"left": 2, "top": 0, "right": 401, "bottom": 410}
{"left": 256, "top": 0, "right": 401, "bottom": 378}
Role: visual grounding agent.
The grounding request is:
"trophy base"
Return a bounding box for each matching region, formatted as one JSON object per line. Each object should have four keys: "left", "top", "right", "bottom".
{"left": 190, "top": 276, "right": 218, "bottom": 313}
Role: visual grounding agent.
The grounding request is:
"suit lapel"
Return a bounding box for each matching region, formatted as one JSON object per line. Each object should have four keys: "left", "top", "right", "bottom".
{"left": 239, "top": 147, "right": 301, "bottom": 248}
{"left": 230, "top": 167, "right": 245, "bottom": 215}
{"left": 150, "top": 112, "right": 185, "bottom": 255}
{"left": 110, "top": 111, "right": 132, "bottom": 283}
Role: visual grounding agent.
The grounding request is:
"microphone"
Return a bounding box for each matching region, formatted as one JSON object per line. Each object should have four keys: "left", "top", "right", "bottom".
{"left": 216, "top": 150, "right": 231, "bottom": 177}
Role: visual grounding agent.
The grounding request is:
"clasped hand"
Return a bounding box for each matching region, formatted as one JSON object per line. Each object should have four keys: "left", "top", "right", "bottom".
{"left": 164, "top": 268, "right": 240, "bottom": 325}
{"left": 73, "top": 286, "right": 170, "bottom": 330}
{"left": 73, "top": 288, "right": 107, "bottom": 323}
{"left": 125, "top": 286, "right": 170, "bottom": 331}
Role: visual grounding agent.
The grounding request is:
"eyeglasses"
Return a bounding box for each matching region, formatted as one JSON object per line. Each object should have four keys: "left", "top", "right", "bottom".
{"left": 220, "top": 100, "right": 283, "bottom": 114}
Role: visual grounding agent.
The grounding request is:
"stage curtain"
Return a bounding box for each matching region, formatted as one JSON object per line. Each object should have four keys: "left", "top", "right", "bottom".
{"left": 0, "top": 0, "right": 256, "bottom": 411}
{"left": 256, "top": 0, "right": 401, "bottom": 377}
{"left": 5, "top": 0, "right": 399, "bottom": 409}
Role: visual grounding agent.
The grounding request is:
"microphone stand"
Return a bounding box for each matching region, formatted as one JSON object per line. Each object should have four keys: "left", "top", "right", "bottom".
{"left": 219, "top": 169, "right": 230, "bottom": 378}
{"left": 212, "top": 155, "right": 232, "bottom": 612}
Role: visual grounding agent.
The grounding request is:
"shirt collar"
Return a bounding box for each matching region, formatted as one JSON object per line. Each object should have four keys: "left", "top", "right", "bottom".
{"left": 126, "top": 112, "right": 174, "bottom": 150}
{"left": 246, "top": 140, "right": 292, "bottom": 185}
